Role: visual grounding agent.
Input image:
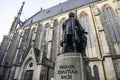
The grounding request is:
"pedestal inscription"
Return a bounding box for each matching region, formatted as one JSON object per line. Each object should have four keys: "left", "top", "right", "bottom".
{"left": 55, "top": 53, "right": 86, "bottom": 80}
{"left": 58, "top": 65, "right": 78, "bottom": 79}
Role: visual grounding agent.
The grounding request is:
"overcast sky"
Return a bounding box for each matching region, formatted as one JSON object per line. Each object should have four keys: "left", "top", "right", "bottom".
{"left": 0, "top": 0, "right": 67, "bottom": 43}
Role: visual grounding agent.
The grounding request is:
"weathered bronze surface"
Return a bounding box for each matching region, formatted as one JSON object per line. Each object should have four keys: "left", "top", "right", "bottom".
{"left": 61, "top": 12, "right": 87, "bottom": 56}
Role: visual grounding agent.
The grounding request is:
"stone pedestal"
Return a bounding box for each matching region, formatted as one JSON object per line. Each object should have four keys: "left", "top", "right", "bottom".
{"left": 55, "top": 53, "right": 87, "bottom": 80}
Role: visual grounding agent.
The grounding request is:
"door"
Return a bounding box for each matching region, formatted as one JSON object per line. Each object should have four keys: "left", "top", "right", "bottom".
{"left": 24, "top": 70, "right": 33, "bottom": 80}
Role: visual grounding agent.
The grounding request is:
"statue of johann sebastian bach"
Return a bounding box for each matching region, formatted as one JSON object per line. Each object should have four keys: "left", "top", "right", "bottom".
{"left": 61, "top": 12, "right": 87, "bottom": 56}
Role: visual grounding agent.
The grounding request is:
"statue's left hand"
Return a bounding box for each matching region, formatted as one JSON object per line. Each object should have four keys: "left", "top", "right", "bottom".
{"left": 84, "top": 31, "right": 88, "bottom": 34}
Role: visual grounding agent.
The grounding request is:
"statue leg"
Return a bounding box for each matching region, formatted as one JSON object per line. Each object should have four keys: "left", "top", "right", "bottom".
{"left": 73, "top": 42, "right": 77, "bottom": 53}
{"left": 62, "top": 43, "right": 67, "bottom": 53}
{"left": 82, "top": 50, "right": 86, "bottom": 57}
{"left": 81, "top": 35, "right": 87, "bottom": 56}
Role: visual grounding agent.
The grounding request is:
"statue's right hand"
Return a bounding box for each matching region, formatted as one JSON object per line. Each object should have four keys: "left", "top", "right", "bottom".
{"left": 60, "top": 41, "right": 63, "bottom": 47}
{"left": 84, "top": 31, "right": 88, "bottom": 34}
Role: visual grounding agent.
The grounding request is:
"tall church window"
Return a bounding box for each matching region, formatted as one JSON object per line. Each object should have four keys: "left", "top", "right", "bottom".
{"left": 31, "top": 28, "right": 36, "bottom": 46}
{"left": 53, "top": 19, "right": 58, "bottom": 26}
{"left": 102, "top": 6, "right": 120, "bottom": 43}
{"left": 59, "top": 18, "right": 66, "bottom": 53}
{"left": 18, "top": 31, "right": 24, "bottom": 48}
{"left": 35, "top": 24, "right": 43, "bottom": 49}
{"left": 16, "top": 28, "right": 30, "bottom": 64}
{"left": 93, "top": 65, "right": 100, "bottom": 80}
{"left": 60, "top": 17, "right": 66, "bottom": 37}
{"left": 44, "top": 23, "right": 50, "bottom": 44}
{"left": 60, "top": 18, "right": 66, "bottom": 38}
{"left": 51, "top": 19, "right": 59, "bottom": 60}
{"left": 5, "top": 32, "right": 21, "bottom": 65}
{"left": 79, "top": 12, "right": 95, "bottom": 57}
{"left": 32, "top": 28, "right": 36, "bottom": 41}
{"left": 60, "top": 17, "right": 66, "bottom": 23}
{"left": 43, "top": 23, "right": 51, "bottom": 58}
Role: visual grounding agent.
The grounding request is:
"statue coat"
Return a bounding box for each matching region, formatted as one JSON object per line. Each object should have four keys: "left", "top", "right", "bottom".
{"left": 62, "top": 17, "right": 85, "bottom": 44}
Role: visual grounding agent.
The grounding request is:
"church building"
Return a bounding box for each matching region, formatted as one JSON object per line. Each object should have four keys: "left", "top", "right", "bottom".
{"left": 0, "top": 0, "right": 120, "bottom": 80}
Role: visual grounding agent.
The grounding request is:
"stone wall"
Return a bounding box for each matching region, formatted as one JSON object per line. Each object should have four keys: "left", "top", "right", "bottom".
{"left": 1, "top": 0, "right": 120, "bottom": 80}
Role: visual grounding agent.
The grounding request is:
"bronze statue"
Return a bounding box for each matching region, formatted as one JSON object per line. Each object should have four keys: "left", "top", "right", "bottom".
{"left": 60, "top": 12, "right": 87, "bottom": 56}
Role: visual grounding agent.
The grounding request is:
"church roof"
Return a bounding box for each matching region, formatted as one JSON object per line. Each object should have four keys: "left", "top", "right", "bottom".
{"left": 22, "top": 0, "right": 97, "bottom": 26}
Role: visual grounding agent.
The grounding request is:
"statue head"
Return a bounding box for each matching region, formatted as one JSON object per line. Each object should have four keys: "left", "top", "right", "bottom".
{"left": 69, "top": 12, "right": 75, "bottom": 18}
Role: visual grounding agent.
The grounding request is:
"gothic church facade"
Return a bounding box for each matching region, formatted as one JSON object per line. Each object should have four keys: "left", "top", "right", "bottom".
{"left": 0, "top": 0, "right": 120, "bottom": 80}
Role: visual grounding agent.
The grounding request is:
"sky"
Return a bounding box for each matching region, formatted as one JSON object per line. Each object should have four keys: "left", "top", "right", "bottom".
{"left": 0, "top": 0, "right": 68, "bottom": 43}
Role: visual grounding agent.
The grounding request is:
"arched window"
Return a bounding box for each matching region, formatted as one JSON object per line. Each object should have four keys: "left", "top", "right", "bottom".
{"left": 60, "top": 17, "right": 66, "bottom": 39}
{"left": 35, "top": 24, "right": 43, "bottom": 49}
{"left": 59, "top": 17, "right": 66, "bottom": 53}
{"left": 93, "top": 65, "right": 100, "bottom": 80}
{"left": 79, "top": 12, "right": 95, "bottom": 57}
{"left": 31, "top": 28, "right": 36, "bottom": 40}
{"left": 53, "top": 19, "right": 58, "bottom": 26}
{"left": 44, "top": 23, "right": 50, "bottom": 43}
{"left": 6, "top": 32, "right": 20, "bottom": 65}
{"left": 42, "top": 23, "right": 51, "bottom": 58}
{"left": 60, "top": 17, "right": 66, "bottom": 24}
{"left": 31, "top": 28, "right": 36, "bottom": 46}
{"left": 102, "top": 5, "right": 120, "bottom": 43}
{"left": 42, "top": 23, "right": 50, "bottom": 46}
